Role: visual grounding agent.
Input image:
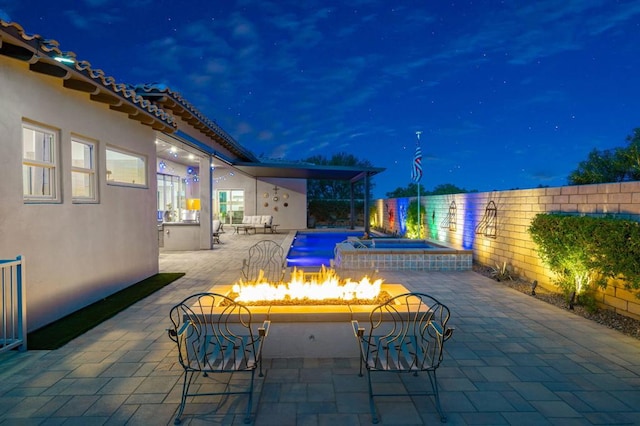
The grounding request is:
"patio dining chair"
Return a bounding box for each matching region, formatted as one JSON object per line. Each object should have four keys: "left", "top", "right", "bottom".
{"left": 241, "top": 240, "right": 286, "bottom": 283}
{"left": 352, "top": 292, "right": 454, "bottom": 423}
{"left": 212, "top": 219, "right": 222, "bottom": 244}
{"left": 168, "top": 292, "right": 270, "bottom": 424}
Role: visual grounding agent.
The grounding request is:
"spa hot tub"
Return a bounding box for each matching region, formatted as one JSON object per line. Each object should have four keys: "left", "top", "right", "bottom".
{"left": 334, "top": 238, "right": 472, "bottom": 271}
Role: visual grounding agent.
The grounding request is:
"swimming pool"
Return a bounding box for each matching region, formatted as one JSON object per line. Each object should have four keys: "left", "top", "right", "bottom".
{"left": 286, "top": 231, "right": 362, "bottom": 268}
{"left": 287, "top": 232, "right": 473, "bottom": 271}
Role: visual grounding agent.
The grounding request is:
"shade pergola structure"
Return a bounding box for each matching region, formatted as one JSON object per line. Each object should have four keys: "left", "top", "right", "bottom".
{"left": 233, "top": 161, "right": 385, "bottom": 234}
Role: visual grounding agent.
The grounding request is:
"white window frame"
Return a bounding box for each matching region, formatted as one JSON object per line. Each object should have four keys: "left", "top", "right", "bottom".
{"left": 22, "top": 121, "right": 60, "bottom": 203}
{"left": 71, "top": 136, "right": 98, "bottom": 203}
{"left": 105, "top": 145, "right": 148, "bottom": 188}
{"left": 216, "top": 189, "right": 245, "bottom": 224}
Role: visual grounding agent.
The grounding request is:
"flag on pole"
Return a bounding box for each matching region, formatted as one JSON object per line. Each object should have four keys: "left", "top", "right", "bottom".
{"left": 411, "top": 134, "right": 423, "bottom": 182}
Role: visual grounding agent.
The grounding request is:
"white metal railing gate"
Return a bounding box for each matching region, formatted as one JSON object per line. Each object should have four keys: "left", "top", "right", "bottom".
{"left": 0, "top": 256, "right": 26, "bottom": 353}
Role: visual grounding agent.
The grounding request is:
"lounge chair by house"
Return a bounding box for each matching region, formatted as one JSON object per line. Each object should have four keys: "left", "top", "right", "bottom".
{"left": 241, "top": 215, "right": 275, "bottom": 233}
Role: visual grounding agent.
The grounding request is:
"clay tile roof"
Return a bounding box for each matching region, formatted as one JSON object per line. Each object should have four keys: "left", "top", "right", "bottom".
{"left": 0, "top": 20, "right": 177, "bottom": 132}
{"left": 134, "top": 83, "right": 258, "bottom": 162}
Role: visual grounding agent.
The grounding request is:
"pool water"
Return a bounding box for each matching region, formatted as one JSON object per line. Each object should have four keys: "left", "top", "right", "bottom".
{"left": 286, "top": 231, "right": 362, "bottom": 268}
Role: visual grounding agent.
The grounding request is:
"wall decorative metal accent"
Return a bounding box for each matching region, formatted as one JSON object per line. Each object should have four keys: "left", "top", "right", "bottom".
{"left": 475, "top": 200, "right": 497, "bottom": 238}
{"left": 440, "top": 201, "right": 457, "bottom": 231}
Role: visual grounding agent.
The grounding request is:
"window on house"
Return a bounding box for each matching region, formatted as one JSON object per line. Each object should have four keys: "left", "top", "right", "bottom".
{"left": 22, "top": 122, "right": 59, "bottom": 202}
{"left": 71, "top": 137, "right": 98, "bottom": 202}
{"left": 217, "top": 190, "right": 244, "bottom": 223}
{"left": 106, "top": 146, "right": 147, "bottom": 187}
{"left": 157, "top": 173, "right": 186, "bottom": 222}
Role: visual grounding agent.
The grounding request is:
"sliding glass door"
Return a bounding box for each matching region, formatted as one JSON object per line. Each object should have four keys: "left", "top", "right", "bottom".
{"left": 216, "top": 189, "right": 244, "bottom": 224}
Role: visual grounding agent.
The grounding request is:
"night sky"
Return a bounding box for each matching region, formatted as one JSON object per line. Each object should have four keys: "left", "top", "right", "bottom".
{"left": 2, "top": 1, "right": 639, "bottom": 197}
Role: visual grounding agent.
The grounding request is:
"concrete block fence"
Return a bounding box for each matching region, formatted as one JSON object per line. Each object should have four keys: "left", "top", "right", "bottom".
{"left": 373, "top": 181, "right": 640, "bottom": 320}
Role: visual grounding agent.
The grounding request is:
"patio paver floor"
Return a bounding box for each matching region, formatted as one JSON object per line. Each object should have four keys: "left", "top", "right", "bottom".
{"left": 1, "top": 229, "right": 639, "bottom": 425}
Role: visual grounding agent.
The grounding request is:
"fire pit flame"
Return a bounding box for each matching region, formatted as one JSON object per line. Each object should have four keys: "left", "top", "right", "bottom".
{"left": 231, "top": 267, "right": 383, "bottom": 303}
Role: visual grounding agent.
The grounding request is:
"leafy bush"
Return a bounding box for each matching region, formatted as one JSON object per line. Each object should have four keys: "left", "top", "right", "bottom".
{"left": 528, "top": 214, "right": 640, "bottom": 302}
{"left": 405, "top": 199, "right": 425, "bottom": 239}
{"left": 369, "top": 204, "right": 378, "bottom": 228}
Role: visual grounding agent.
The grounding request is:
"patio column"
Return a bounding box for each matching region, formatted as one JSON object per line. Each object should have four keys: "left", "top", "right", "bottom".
{"left": 350, "top": 182, "right": 355, "bottom": 229}
{"left": 363, "top": 172, "right": 370, "bottom": 235}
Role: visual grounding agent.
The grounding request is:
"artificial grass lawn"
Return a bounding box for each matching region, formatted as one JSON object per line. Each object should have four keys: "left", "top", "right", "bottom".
{"left": 27, "top": 272, "right": 185, "bottom": 350}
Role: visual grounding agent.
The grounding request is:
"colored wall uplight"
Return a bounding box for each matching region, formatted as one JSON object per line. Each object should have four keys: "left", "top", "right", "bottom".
{"left": 427, "top": 205, "right": 439, "bottom": 241}
{"left": 397, "top": 198, "right": 408, "bottom": 236}
{"left": 386, "top": 201, "right": 396, "bottom": 230}
{"left": 462, "top": 200, "right": 477, "bottom": 249}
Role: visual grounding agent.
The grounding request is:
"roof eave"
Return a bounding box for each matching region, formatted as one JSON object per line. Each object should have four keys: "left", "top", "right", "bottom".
{"left": 0, "top": 20, "right": 177, "bottom": 133}
{"left": 135, "top": 84, "right": 259, "bottom": 162}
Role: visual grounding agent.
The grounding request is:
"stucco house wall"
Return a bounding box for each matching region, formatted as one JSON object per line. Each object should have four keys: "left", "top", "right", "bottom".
{"left": 253, "top": 177, "right": 307, "bottom": 230}
{"left": 0, "top": 19, "right": 375, "bottom": 334}
{"left": 212, "top": 167, "right": 307, "bottom": 230}
{"left": 0, "top": 58, "right": 160, "bottom": 331}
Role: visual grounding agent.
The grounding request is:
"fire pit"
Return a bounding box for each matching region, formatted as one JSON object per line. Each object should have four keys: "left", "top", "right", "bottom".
{"left": 209, "top": 268, "right": 411, "bottom": 358}
{"left": 230, "top": 267, "right": 386, "bottom": 305}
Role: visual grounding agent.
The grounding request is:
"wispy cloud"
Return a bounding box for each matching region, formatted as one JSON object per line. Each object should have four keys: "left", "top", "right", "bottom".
{"left": 586, "top": 1, "right": 640, "bottom": 35}
{"left": 62, "top": 8, "right": 124, "bottom": 30}
{"left": 229, "top": 12, "right": 259, "bottom": 40}
{"left": 435, "top": 121, "right": 484, "bottom": 138}
{"left": 0, "top": 8, "right": 10, "bottom": 22}
{"left": 518, "top": 90, "right": 567, "bottom": 107}
{"left": 82, "top": 0, "right": 111, "bottom": 6}
{"left": 417, "top": 0, "right": 639, "bottom": 70}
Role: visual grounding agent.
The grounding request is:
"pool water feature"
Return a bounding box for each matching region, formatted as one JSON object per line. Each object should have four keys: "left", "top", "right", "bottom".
{"left": 358, "top": 239, "right": 442, "bottom": 249}
{"left": 286, "top": 231, "right": 362, "bottom": 268}
{"left": 287, "top": 232, "right": 472, "bottom": 272}
{"left": 335, "top": 238, "right": 473, "bottom": 271}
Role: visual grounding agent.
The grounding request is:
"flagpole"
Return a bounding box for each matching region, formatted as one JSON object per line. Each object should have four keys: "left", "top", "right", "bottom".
{"left": 416, "top": 131, "right": 422, "bottom": 239}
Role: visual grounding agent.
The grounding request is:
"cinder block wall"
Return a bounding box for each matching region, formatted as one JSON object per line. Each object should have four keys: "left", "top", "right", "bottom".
{"left": 375, "top": 181, "right": 640, "bottom": 320}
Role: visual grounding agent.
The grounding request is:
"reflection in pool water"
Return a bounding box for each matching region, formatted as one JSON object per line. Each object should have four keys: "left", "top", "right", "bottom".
{"left": 286, "top": 231, "right": 362, "bottom": 268}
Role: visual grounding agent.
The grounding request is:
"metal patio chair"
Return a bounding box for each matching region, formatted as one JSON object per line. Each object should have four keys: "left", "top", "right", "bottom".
{"left": 241, "top": 240, "right": 286, "bottom": 283}
{"left": 352, "top": 292, "right": 454, "bottom": 423}
{"left": 168, "top": 293, "right": 270, "bottom": 424}
{"left": 212, "top": 219, "right": 222, "bottom": 244}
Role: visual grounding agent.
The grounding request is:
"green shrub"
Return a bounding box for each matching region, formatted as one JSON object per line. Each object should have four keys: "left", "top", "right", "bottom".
{"left": 369, "top": 204, "right": 378, "bottom": 228}
{"left": 528, "top": 214, "right": 640, "bottom": 302}
{"left": 405, "top": 199, "right": 425, "bottom": 239}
